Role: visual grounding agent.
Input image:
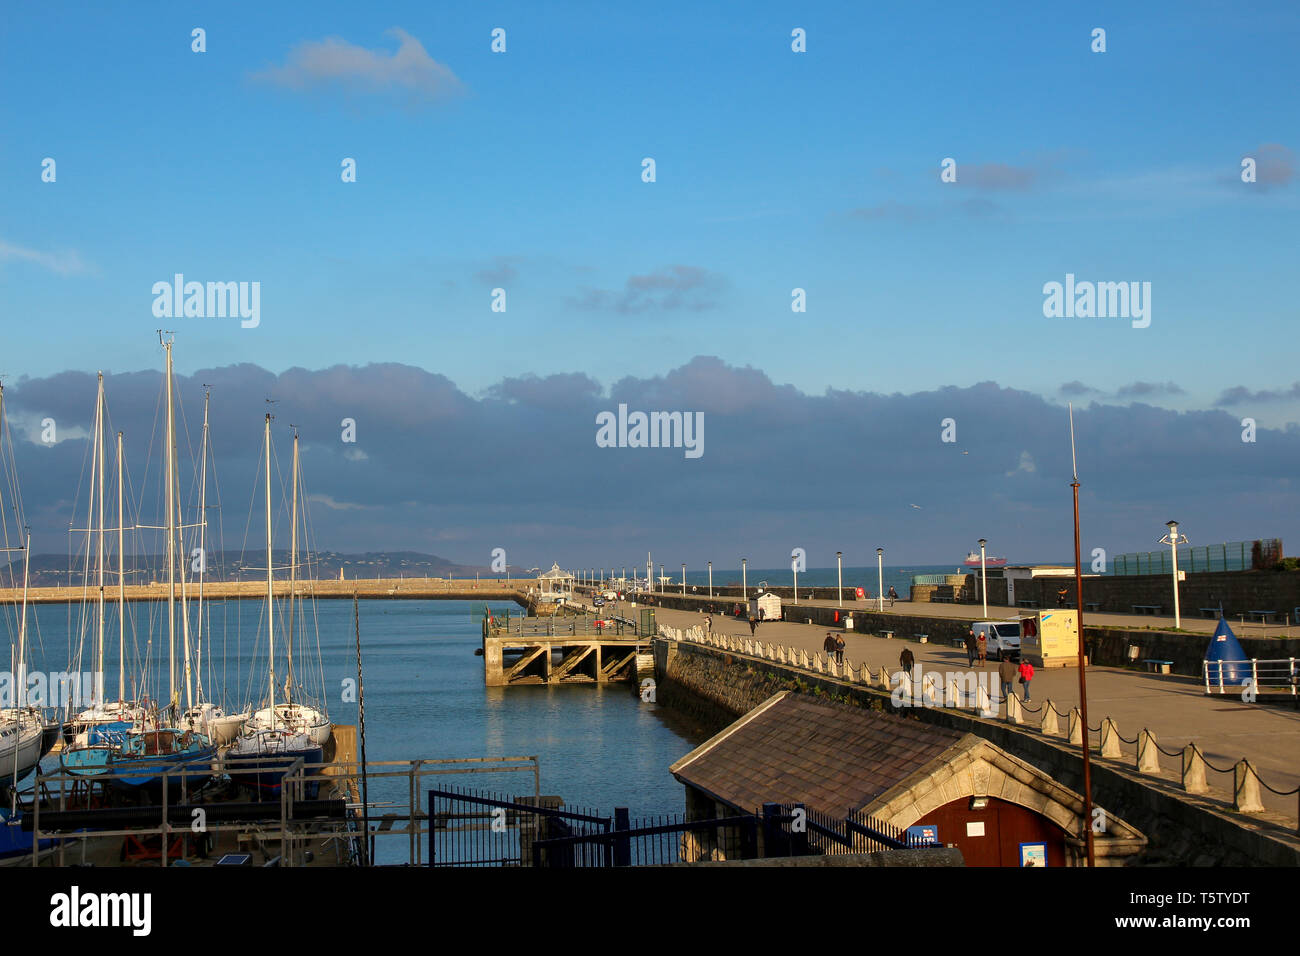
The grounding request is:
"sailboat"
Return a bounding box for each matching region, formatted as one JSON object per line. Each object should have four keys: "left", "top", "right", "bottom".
{"left": 65, "top": 342, "right": 216, "bottom": 792}
{"left": 63, "top": 375, "right": 151, "bottom": 751}
{"left": 180, "top": 387, "right": 247, "bottom": 746}
{"left": 246, "top": 428, "right": 331, "bottom": 746}
{"left": 226, "top": 416, "right": 327, "bottom": 791}
{"left": 0, "top": 382, "right": 61, "bottom": 790}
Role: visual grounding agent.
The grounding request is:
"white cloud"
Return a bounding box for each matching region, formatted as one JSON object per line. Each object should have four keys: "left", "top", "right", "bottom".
{"left": 1006, "top": 450, "right": 1036, "bottom": 476}
{"left": 0, "top": 240, "right": 90, "bottom": 276}
{"left": 251, "top": 28, "right": 464, "bottom": 104}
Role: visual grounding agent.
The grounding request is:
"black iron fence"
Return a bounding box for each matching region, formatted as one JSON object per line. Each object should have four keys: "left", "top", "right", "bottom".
{"left": 428, "top": 785, "right": 609, "bottom": 867}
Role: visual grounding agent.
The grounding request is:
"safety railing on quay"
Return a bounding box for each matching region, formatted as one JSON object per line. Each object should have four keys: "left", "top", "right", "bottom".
{"left": 659, "top": 622, "right": 1300, "bottom": 833}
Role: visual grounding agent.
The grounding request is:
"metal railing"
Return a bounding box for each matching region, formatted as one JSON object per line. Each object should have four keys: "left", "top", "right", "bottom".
{"left": 1204, "top": 659, "right": 1298, "bottom": 696}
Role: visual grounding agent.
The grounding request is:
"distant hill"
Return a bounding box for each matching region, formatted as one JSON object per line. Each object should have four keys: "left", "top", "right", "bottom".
{"left": 3, "top": 550, "right": 499, "bottom": 586}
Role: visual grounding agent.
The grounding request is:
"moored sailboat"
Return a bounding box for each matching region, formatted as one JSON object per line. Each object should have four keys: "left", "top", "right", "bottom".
{"left": 226, "top": 416, "right": 325, "bottom": 792}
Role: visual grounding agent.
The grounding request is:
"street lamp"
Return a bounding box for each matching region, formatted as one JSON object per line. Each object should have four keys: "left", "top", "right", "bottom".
{"left": 708, "top": 561, "right": 713, "bottom": 599}
{"left": 681, "top": 563, "right": 686, "bottom": 596}
{"left": 1160, "top": 520, "right": 1188, "bottom": 628}
{"left": 660, "top": 564, "right": 664, "bottom": 594}
{"left": 877, "top": 548, "right": 884, "bottom": 612}
{"left": 836, "top": 552, "right": 843, "bottom": 608}
{"left": 792, "top": 552, "right": 799, "bottom": 607}
{"left": 742, "top": 558, "right": 747, "bottom": 600}
{"left": 978, "top": 539, "right": 988, "bottom": 619}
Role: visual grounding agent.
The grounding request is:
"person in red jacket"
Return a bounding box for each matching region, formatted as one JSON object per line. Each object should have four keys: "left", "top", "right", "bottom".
{"left": 1018, "top": 659, "right": 1035, "bottom": 701}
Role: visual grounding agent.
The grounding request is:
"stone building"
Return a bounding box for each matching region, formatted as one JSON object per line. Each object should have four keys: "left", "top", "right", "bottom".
{"left": 670, "top": 691, "right": 1146, "bottom": 866}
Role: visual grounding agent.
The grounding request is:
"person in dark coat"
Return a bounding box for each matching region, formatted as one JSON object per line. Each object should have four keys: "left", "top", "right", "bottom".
{"left": 998, "top": 656, "right": 1018, "bottom": 703}
{"left": 823, "top": 633, "right": 836, "bottom": 660}
{"left": 899, "top": 647, "right": 915, "bottom": 673}
{"left": 748, "top": 617, "right": 757, "bottom": 636}
{"left": 834, "top": 634, "right": 845, "bottom": 665}
{"left": 965, "top": 628, "right": 977, "bottom": 666}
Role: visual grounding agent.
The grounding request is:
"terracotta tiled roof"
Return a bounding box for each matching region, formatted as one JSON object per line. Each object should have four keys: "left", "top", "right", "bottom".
{"left": 670, "top": 692, "right": 973, "bottom": 819}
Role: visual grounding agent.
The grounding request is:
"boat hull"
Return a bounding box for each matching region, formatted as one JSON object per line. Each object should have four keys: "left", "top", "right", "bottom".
{"left": 0, "top": 711, "right": 57, "bottom": 788}
{"left": 225, "top": 746, "right": 324, "bottom": 793}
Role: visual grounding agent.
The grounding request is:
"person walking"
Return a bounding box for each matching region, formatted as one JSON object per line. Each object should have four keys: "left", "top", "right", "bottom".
{"left": 748, "top": 617, "right": 757, "bottom": 637}
{"left": 899, "top": 647, "right": 915, "bottom": 673}
{"left": 705, "top": 613, "right": 712, "bottom": 634}
{"left": 888, "top": 585, "right": 898, "bottom": 605}
{"left": 823, "top": 632, "right": 836, "bottom": 662}
{"left": 998, "top": 656, "right": 1018, "bottom": 705}
{"left": 835, "top": 634, "right": 845, "bottom": 665}
{"left": 965, "top": 627, "right": 977, "bottom": 667}
{"left": 1018, "top": 658, "right": 1035, "bottom": 701}
{"left": 1056, "top": 586, "right": 1068, "bottom": 608}
{"left": 976, "top": 630, "right": 988, "bottom": 667}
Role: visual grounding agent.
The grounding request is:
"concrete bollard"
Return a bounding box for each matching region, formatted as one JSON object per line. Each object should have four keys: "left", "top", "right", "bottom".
{"left": 1006, "top": 692, "right": 1024, "bottom": 724}
{"left": 844, "top": 661, "right": 855, "bottom": 682}
{"left": 897, "top": 673, "right": 912, "bottom": 701}
{"left": 946, "top": 677, "right": 961, "bottom": 708}
{"left": 777, "top": 645, "right": 787, "bottom": 664}
{"left": 799, "top": 649, "right": 809, "bottom": 669}
{"left": 1233, "top": 760, "right": 1266, "bottom": 813}
{"left": 1100, "top": 717, "right": 1122, "bottom": 758}
{"left": 876, "top": 667, "right": 890, "bottom": 690}
{"left": 922, "top": 674, "right": 939, "bottom": 707}
{"left": 1068, "top": 708, "right": 1084, "bottom": 746}
{"left": 767, "top": 642, "right": 775, "bottom": 659}
{"left": 1137, "top": 729, "right": 1161, "bottom": 774}
{"left": 1182, "top": 744, "right": 1209, "bottom": 794}
{"left": 976, "top": 683, "right": 994, "bottom": 718}
{"left": 1040, "top": 700, "right": 1060, "bottom": 737}
{"left": 828, "top": 658, "right": 839, "bottom": 678}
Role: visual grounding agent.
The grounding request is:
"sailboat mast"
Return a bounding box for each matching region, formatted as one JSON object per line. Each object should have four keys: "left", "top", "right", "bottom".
{"left": 265, "top": 413, "right": 276, "bottom": 720}
{"left": 163, "top": 338, "right": 177, "bottom": 720}
{"left": 95, "top": 373, "right": 106, "bottom": 708}
{"left": 17, "top": 532, "right": 30, "bottom": 712}
{"left": 116, "top": 431, "right": 126, "bottom": 704}
{"left": 196, "top": 389, "right": 209, "bottom": 704}
{"left": 287, "top": 430, "right": 298, "bottom": 704}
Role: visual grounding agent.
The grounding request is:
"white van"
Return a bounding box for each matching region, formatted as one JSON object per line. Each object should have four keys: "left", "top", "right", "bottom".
{"left": 973, "top": 620, "right": 1022, "bottom": 660}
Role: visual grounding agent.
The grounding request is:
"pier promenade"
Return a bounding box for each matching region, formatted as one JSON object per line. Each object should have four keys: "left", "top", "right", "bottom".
{"left": 640, "top": 599, "right": 1300, "bottom": 824}
{"left": 0, "top": 576, "right": 537, "bottom": 606}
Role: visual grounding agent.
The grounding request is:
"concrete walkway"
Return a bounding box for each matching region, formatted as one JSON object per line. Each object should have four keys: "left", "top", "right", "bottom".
{"left": 644, "top": 590, "right": 1295, "bottom": 638}
{"left": 639, "top": 601, "right": 1300, "bottom": 824}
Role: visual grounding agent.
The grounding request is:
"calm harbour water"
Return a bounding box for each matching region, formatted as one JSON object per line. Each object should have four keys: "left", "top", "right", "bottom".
{"left": 20, "top": 598, "right": 704, "bottom": 863}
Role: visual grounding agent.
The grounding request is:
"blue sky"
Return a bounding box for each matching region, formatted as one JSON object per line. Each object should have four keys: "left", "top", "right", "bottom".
{"left": 1, "top": 2, "right": 1297, "bottom": 565}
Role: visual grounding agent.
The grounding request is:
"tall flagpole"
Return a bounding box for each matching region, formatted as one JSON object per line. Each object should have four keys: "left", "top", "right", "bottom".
{"left": 1069, "top": 403, "right": 1096, "bottom": 867}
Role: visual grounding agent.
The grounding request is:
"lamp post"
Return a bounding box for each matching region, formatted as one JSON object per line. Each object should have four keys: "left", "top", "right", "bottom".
{"left": 681, "top": 564, "right": 686, "bottom": 596}
{"left": 659, "top": 564, "right": 664, "bottom": 595}
{"left": 708, "top": 561, "right": 713, "bottom": 599}
{"left": 1160, "top": 521, "right": 1188, "bottom": 628}
{"left": 793, "top": 555, "right": 799, "bottom": 607}
{"left": 877, "top": 548, "right": 884, "bottom": 612}
{"left": 742, "top": 558, "right": 747, "bottom": 600}
{"left": 978, "top": 539, "right": 988, "bottom": 619}
{"left": 836, "top": 552, "right": 843, "bottom": 608}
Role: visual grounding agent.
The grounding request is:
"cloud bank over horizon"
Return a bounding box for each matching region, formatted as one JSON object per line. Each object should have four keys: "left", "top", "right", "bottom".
{"left": 3, "top": 357, "right": 1294, "bottom": 571}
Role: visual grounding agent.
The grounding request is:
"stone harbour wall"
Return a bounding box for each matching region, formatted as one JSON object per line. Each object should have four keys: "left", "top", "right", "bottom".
{"left": 653, "top": 637, "right": 1300, "bottom": 866}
